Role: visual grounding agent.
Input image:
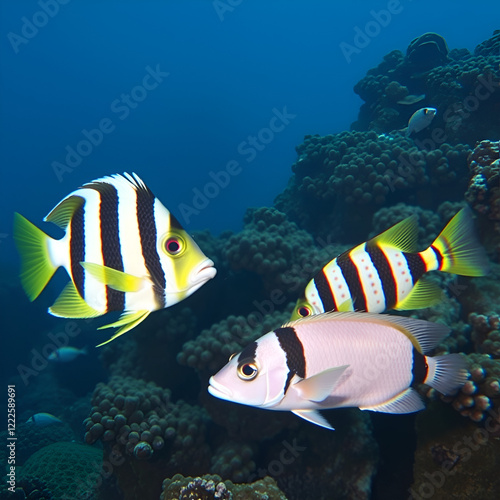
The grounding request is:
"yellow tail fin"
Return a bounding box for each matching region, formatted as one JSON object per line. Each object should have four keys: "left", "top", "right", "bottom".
{"left": 431, "top": 207, "right": 490, "bottom": 276}
{"left": 13, "top": 213, "right": 57, "bottom": 301}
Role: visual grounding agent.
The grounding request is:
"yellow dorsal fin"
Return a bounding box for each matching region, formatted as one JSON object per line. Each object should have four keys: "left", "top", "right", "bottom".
{"left": 49, "top": 280, "right": 102, "bottom": 318}
{"left": 44, "top": 195, "right": 85, "bottom": 229}
{"left": 96, "top": 310, "right": 150, "bottom": 347}
{"left": 368, "top": 214, "right": 419, "bottom": 252}
{"left": 393, "top": 278, "right": 443, "bottom": 311}
{"left": 80, "top": 262, "right": 143, "bottom": 292}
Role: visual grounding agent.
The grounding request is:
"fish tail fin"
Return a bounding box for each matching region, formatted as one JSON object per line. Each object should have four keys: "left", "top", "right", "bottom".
{"left": 428, "top": 207, "right": 490, "bottom": 276}
{"left": 13, "top": 213, "right": 58, "bottom": 301}
{"left": 425, "top": 354, "right": 468, "bottom": 395}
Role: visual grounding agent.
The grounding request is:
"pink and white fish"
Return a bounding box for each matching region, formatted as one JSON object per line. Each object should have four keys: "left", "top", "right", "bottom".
{"left": 208, "top": 311, "right": 467, "bottom": 430}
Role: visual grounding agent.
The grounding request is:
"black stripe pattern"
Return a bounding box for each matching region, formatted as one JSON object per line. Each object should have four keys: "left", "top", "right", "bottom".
{"left": 403, "top": 252, "right": 427, "bottom": 287}
{"left": 238, "top": 341, "right": 258, "bottom": 363}
{"left": 313, "top": 270, "right": 336, "bottom": 312}
{"left": 336, "top": 251, "right": 366, "bottom": 311}
{"left": 69, "top": 196, "right": 86, "bottom": 298}
{"left": 411, "top": 348, "right": 428, "bottom": 386}
{"left": 136, "top": 182, "right": 166, "bottom": 308}
{"left": 366, "top": 244, "right": 397, "bottom": 309}
{"left": 88, "top": 182, "right": 125, "bottom": 312}
{"left": 274, "top": 327, "right": 306, "bottom": 395}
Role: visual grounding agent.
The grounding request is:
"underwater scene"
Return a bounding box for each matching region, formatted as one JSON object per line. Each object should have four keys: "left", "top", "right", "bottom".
{"left": 1, "top": 1, "right": 500, "bottom": 499}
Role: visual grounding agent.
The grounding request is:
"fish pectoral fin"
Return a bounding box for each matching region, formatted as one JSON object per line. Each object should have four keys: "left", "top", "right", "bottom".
{"left": 393, "top": 278, "right": 443, "bottom": 311}
{"left": 49, "top": 281, "right": 102, "bottom": 318}
{"left": 295, "top": 365, "right": 350, "bottom": 403}
{"left": 292, "top": 410, "right": 334, "bottom": 430}
{"left": 96, "top": 310, "right": 150, "bottom": 347}
{"left": 80, "top": 262, "right": 143, "bottom": 292}
{"left": 359, "top": 388, "right": 425, "bottom": 414}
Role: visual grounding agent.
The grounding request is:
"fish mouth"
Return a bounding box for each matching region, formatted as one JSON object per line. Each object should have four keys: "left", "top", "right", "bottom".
{"left": 190, "top": 259, "right": 217, "bottom": 288}
{"left": 208, "top": 376, "right": 232, "bottom": 401}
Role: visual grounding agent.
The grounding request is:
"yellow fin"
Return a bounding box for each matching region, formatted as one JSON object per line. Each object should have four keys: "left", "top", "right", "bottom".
{"left": 393, "top": 279, "right": 443, "bottom": 311}
{"left": 80, "top": 262, "right": 143, "bottom": 292}
{"left": 369, "top": 214, "right": 419, "bottom": 252}
{"left": 44, "top": 195, "right": 85, "bottom": 229}
{"left": 429, "top": 207, "right": 490, "bottom": 276}
{"left": 49, "top": 280, "right": 102, "bottom": 318}
{"left": 13, "top": 213, "right": 57, "bottom": 301}
{"left": 96, "top": 310, "right": 150, "bottom": 347}
{"left": 337, "top": 298, "right": 354, "bottom": 312}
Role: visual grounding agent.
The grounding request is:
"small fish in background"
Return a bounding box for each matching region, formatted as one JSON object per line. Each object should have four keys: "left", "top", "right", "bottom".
{"left": 26, "top": 413, "right": 63, "bottom": 427}
{"left": 209, "top": 312, "right": 467, "bottom": 430}
{"left": 14, "top": 173, "right": 217, "bottom": 346}
{"left": 290, "top": 208, "right": 489, "bottom": 321}
{"left": 48, "top": 346, "right": 88, "bottom": 362}
{"left": 405, "top": 107, "right": 437, "bottom": 136}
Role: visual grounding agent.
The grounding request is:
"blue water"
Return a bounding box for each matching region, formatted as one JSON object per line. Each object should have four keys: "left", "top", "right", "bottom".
{"left": 1, "top": 1, "right": 499, "bottom": 499}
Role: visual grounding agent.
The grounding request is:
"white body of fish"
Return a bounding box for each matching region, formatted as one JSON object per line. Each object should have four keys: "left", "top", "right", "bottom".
{"left": 209, "top": 312, "right": 467, "bottom": 429}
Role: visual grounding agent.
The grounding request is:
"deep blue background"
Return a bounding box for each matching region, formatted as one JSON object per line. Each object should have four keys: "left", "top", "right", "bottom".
{"left": 1, "top": 0, "right": 498, "bottom": 269}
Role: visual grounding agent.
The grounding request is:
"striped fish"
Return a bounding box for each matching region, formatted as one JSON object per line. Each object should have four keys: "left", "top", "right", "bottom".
{"left": 208, "top": 311, "right": 468, "bottom": 430}
{"left": 14, "top": 173, "right": 216, "bottom": 346}
{"left": 290, "top": 208, "right": 489, "bottom": 321}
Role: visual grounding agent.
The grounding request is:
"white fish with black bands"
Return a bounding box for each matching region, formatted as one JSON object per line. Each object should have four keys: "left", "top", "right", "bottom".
{"left": 208, "top": 311, "right": 467, "bottom": 430}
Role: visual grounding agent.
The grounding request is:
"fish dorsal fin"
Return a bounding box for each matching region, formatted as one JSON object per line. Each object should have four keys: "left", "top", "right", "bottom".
{"left": 368, "top": 215, "right": 419, "bottom": 252}
{"left": 44, "top": 195, "right": 85, "bottom": 229}
{"left": 96, "top": 310, "right": 150, "bottom": 347}
{"left": 285, "top": 311, "right": 450, "bottom": 354}
{"left": 393, "top": 278, "right": 443, "bottom": 311}
{"left": 80, "top": 262, "right": 143, "bottom": 292}
{"left": 292, "top": 409, "right": 334, "bottom": 430}
{"left": 49, "top": 281, "right": 102, "bottom": 318}
{"left": 295, "top": 365, "right": 350, "bottom": 402}
{"left": 359, "top": 387, "right": 424, "bottom": 414}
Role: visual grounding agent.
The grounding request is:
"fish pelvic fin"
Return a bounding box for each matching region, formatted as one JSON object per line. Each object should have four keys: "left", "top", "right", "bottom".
{"left": 393, "top": 278, "right": 443, "bottom": 311}
{"left": 80, "top": 262, "right": 143, "bottom": 292}
{"left": 13, "top": 213, "right": 58, "bottom": 301}
{"left": 426, "top": 207, "right": 490, "bottom": 276}
{"left": 292, "top": 409, "right": 334, "bottom": 430}
{"left": 49, "top": 281, "right": 102, "bottom": 318}
{"left": 425, "top": 353, "right": 468, "bottom": 395}
{"left": 359, "top": 387, "right": 424, "bottom": 414}
{"left": 96, "top": 310, "right": 150, "bottom": 347}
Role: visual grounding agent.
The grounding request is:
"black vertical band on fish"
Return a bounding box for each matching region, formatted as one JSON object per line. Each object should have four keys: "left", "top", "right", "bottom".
{"left": 430, "top": 245, "right": 444, "bottom": 270}
{"left": 411, "top": 347, "right": 428, "bottom": 385}
{"left": 403, "top": 252, "right": 427, "bottom": 286}
{"left": 274, "top": 327, "right": 306, "bottom": 394}
{"left": 238, "top": 341, "right": 258, "bottom": 363}
{"left": 70, "top": 198, "right": 86, "bottom": 298}
{"left": 336, "top": 252, "right": 366, "bottom": 311}
{"left": 366, "top": 244, "right": 397, "bottom": 308}
{"left": 89, "top": 182, "right": 125, "bottom": 311}
{"left": 136, "top": 183, "right": 166, "bottom": 308}
{"left": 313, "top": 270, "right": 337, "bottom": 311}
{"left": 169, "top": 213, "right": 184, "bottom": 230}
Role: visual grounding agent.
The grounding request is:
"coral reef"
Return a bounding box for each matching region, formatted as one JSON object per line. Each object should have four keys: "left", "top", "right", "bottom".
{"left": 275, "top": 130, "right": 470, "bottom": 239}
{"left": 351, "top": 31, "right": 500, "bottom": 144}
{"left": 160, "top": 474, "right": 287, "bottom": 500}
{"left": 19, "top": 442, "right": 103, "bottom": 500}
{"left": 465, "top": 139, "right": 500, "bottom": 232}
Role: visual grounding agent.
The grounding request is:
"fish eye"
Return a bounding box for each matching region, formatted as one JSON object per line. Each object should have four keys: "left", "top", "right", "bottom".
{"left": 237, "top": 360, "right": 258, "bottom": 380}
{"left": 163, "top": 234, "right": 186, "bottom": 256}
{"left": 297, "top": 305, "right": 312, "bottom": 317}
